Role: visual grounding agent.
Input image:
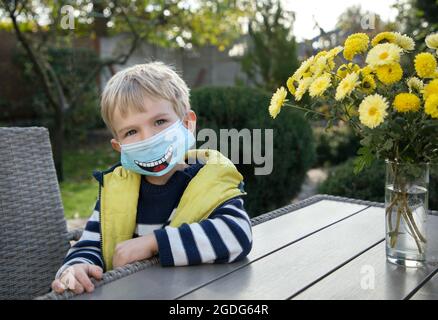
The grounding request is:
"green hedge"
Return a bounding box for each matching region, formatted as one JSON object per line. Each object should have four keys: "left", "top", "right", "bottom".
{"left": 191, "top": 86, "right": 316, "bottom": 217}
{"left": 318, "top": 158, "right": 438, "bottom": 210}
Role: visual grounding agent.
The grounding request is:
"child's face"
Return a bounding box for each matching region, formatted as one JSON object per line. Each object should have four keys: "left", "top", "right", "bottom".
{"left": 110, "top": 96, "right": 196, "bottom": 153}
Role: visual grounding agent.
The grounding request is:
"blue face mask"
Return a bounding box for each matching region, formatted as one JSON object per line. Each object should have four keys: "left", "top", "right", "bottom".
{"left": 119, "top": 120, "right": 196, "bottom": 176}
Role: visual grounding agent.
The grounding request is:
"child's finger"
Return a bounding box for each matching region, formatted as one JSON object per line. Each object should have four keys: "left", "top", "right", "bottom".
{"left": 69, "top": 277, "right": 84, "bottom": 295}
{"left": 87, "top": 265, "right": 103, "bottom": 280}
{"left": 75, "top": 268, "right": 95, "bottom": 293}
{"left": 59, "top": 270, "right": 84, "bottom": 294}
{"left": 51, "top": 279, "right": 65, "bottom": 294}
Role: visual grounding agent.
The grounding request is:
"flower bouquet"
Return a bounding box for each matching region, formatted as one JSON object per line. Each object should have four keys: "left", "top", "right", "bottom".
{"left": 269, "top": 31, "right": 438, "bottom": 266}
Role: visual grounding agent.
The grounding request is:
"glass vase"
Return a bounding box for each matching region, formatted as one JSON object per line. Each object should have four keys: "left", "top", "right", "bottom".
{"left": 385, "top": 160, "right": 429, "bottom": 267}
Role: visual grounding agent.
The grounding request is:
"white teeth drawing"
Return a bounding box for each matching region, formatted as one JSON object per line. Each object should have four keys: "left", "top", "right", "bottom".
{"left": 134, "top": 145, "right": 173, "bottom": 172}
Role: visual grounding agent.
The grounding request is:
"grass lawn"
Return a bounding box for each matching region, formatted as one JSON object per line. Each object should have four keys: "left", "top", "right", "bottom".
{"left": 60, "top": 141, "right": 119, "bottom": 219}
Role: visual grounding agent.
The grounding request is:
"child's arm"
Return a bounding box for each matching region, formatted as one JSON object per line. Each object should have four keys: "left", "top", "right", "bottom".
{"left": 55, "top": 200, "right": 104, "bottom": 279}
{"left": 153, "top": 197, "right": 253, "bottom": 266}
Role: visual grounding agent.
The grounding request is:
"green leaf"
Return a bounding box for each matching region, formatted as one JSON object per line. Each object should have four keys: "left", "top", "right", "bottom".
{"left": 360, "top": 136, "right": 372, "bottom": 147}
{"left": 354, "top": 147, "right": 374, "bottom": 175}
{"left": 382, "top": 139, "right": 393, "bottom": 151}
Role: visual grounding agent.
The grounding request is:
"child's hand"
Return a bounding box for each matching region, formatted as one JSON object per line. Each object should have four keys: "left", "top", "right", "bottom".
{"left": 112, "top": 234, "right": 159, "bottom": 269}
{"left": 51, "top": 264, "right": 103, "bottom": 294}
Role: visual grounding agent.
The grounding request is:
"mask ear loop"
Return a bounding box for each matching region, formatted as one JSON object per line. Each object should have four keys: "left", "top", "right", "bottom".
{"left": 181, "top": 111, "right": 197, "bottom": 165}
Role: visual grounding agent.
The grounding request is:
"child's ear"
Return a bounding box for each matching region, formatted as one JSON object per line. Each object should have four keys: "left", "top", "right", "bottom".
{"left": 111, "top": 138, "right": 121, "bottom": 153}
{"left": 184, "top": 110, "right": 197, "bottom": 133}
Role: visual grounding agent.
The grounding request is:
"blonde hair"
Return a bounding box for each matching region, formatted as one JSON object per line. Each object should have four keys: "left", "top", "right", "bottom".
{"left": 101, "top": 61, "right": 190, "bottom": 136}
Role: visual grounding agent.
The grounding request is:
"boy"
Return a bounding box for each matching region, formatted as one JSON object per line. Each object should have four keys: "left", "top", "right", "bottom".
{"left": 51, "top": 62, "right": 253, "bottom": 294}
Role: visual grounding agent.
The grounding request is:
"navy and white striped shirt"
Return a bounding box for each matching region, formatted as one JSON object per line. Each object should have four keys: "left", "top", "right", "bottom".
{"left": 56, "top": 163, "right": 252, "bottom": 278}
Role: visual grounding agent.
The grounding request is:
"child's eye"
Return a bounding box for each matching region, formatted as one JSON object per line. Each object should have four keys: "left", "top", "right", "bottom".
{"left": 125, "top": 129, "right": 137, "bottom": 137}
{"left": 155, "top": 119, "right": 167, "bottom": 126}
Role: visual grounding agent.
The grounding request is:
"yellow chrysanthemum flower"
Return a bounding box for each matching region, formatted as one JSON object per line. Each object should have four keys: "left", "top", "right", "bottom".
{"left": 425, "top": 94, "right": 438, "bottom": 119}
{"left": 337, "top": 63, "right": 360, "bottom": 79}
{"left": 343, "top": 33, "right": 369, "bottom": 61}
{"left": 336, "top": 64, "right": 349, "bottom": 79}
{"left": 414, "top": 52, "right": 437, "bottom": 78}
{"left": 327, "top": 59, "right": 336, "bottom": 71}
{"left": 406, "top": 77, "right": 424, "bottom": 93}
{"left": 360, "top": 65, "right": 374, "bottom": 76}
{"left": 269, "top": 87, "right": 288, "bottom": 119}
{"left": 324, "top": 46, "right": 342, "bottom": 71}
{"left": 294, "top": 77, "right": 313, "bottom": 101}
{"left": 372, "top": 31, "right": 414, "bottom": 51}
{"left": 423, "top": 79, "right": 438, "bottom": 100}
{"left": 326, "top": 46, "right": 343, "bottom": 59}
{"left": 292, "top": 56, "right": 315, "bottom": 80}
{"left": 302, "top": 72, "right": 313, "bottom": 78}
{"left": 358, "top": 94, "right": 389, "bottom": 128}
{"left": 394, "top": 32, "right": 415, "bottom": 51}
{"left": 286, "top": 76, "right": 297, "bottom": 95}
{"left": 314, "top": 51, "right": 327, "bottom": 59}
{"left": 425, "top": 33, "right": 438, "bottom": 55}
{"left": 371, "top": 32, "right": 397, "bottom": 47}
{"left": 393, "top": 93, "right": 421, "bottom": 112}
{"left": 335, "top": 72, "right": 360, "bottom": 101}
{"left": 375, "top": 63, "right": 403, "bottom": 85}
{"left": 360, "top": 75, "right": 376, "bottom": 94}
{"left": 366, "top": 43, "right": 402, "bottom": 67}
{"left": 310, "top": 55, "right": 328, "bottom": 77}
{"left": 309, "top": 74, "right": 331, "bottom": 97}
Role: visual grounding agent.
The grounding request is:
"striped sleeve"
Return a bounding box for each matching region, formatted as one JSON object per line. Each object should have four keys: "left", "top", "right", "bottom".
{"left": 55, "top": 200, "right": 104, "bottom": 278}
{"left": 153, "top": 197, "right": 253, "bottom": 267}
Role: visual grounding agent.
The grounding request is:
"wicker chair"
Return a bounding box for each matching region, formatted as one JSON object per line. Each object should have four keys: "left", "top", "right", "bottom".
{"left": 0, "top": 127, "right": 83, "bottom": 300}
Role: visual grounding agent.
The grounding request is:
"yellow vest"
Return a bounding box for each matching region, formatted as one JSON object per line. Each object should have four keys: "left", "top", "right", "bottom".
{"left": 98, "top": 149, "right": 246, "bottom": 271}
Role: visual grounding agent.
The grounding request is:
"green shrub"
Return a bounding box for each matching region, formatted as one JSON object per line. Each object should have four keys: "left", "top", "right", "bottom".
{"left": 191, "top": 86, "right": 316, "bottom": 217}
{"left": 313, "top": 124, "right": 360, "bottom": 167}
{"left": 318, "top": 158, "right": 438, "bottom": 210}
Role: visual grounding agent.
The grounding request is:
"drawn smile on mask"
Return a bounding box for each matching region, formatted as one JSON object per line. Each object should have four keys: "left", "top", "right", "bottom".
{"left": 134, "top": 145, "right": 174, "bottom": 173}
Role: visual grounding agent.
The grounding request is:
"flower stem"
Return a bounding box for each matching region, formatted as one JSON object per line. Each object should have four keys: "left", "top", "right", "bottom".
{"left": 402, "top": 194, "right": 427, "bottom": 243}
{"left": 390, "top": 206, "right": 402, "bottom": 248}
{"left": 386, "top": 193, "right": 399, "bottom": 230}
{"left": 386, "top": 189, "right": 426, "bottom": 255}
{"left": 283, "top": 102, "right": 327, "bottom": 116}
{"left": 400, "top": 207, "right": 424, "bottom": 254}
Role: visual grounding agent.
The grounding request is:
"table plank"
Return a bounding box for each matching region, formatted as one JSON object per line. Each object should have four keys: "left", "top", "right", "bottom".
{"left": 410, "top": 272, "right": 438, "bottom": 300}
{"left": 73, "top": 200, "right": 367, "bottom": 300}
{"left": 179, "top": 206, "right": 384, "bottom": 300}
{"left": 249, "top": 200, "right": 368, "bottom": 259}
{"left": 294, "top": 215, "right": 438, "bottom": 300}
{"left": 293, "top": 242, "right": 437, "bottom": 300}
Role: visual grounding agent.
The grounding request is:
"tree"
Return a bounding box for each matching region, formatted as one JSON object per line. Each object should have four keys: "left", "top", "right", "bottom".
{"left": 393, "top": 0, "right": 438, "bottom": 44}
{"left": 335, "top": 5, "right": 390, "bottom": 35}
{"left": 0, "top": 0, "right": 252, "bottom": 181}
{"left": 239, "top": 0, "right": 298, "bottom": 92}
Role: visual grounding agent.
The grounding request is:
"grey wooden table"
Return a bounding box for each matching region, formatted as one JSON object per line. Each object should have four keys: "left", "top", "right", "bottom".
{"left": 66, "top": 195, "right": 438, "bottom": 300}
